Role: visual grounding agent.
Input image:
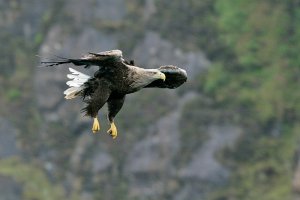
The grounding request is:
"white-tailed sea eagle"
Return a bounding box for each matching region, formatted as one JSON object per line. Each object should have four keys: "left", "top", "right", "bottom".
{"left": 41, "top": 50, "right": 187, "bottom": 139}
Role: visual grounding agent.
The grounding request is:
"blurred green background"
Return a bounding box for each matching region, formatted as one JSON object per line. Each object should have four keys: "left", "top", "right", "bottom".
{"left": 0, "top": 0, "right": 300, "bottom": 199}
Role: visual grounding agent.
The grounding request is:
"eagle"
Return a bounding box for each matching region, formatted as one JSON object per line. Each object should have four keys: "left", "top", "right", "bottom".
{"left": 41, "top": 50, "right": 187, "bottom": 139}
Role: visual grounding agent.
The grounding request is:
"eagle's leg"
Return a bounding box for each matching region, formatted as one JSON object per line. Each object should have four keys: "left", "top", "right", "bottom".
{"left": 107, "top": 121, "right": 118, "bottom": 139}
{"left": 92, "top": 117, "right": 100, "bottom": 133}
{"left": 82, "top": 81, "right": 111, "bottom": 134}
{"left": 107, "top": 95, "right": 125, "bottom": 139}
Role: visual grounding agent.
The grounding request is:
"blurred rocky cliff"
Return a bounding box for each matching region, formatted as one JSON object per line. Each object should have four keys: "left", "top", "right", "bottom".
{"left": 0, "top": 1, "right": 299, "bottom": 200}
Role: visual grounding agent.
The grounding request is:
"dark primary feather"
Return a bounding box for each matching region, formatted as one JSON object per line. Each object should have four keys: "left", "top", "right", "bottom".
{"left": 145, "top": 65, "right": 187, "bottom": 89}
{"left": 41, "top": 50, "right": 123, "bottom": 68}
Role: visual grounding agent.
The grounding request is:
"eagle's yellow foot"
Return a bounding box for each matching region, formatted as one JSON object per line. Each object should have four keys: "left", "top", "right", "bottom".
{"left": 107, "top": 122, "right": 117, "bottom": 139}
{"left": 92, "top": 117, "right": 100, "bottom": 133}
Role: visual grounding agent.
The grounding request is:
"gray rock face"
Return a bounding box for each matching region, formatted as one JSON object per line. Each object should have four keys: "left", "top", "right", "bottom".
{"left": 125, "top": 92, "right": 198, "bottom": 174}
{"left": 132, "top": 32, "right": 210, "bottom": 78}
{"left": 0, "top": 0, "right": 51, "bottom": 38}
{"left": 143, "top": 0, "right": 156, "bottom": 21}
{"left": 64, "top": 0, "right": 126, "bottom": 24}
{"left": 92, "top": 152, "right": 113, "bottom": 173}
{"left": 93, "top": 0, "right": 126, "bottom": 21}
{"left": 0, "top": 118, "right": 20, "bottom": 159}
{"left": 70, "top": 133, "right": 94, "bottom": 172}
{"left": 36, "top": 26, "right": 69, "bottom": 112}
{"left": 125, "top": 92, "right": 199, "bottom": 198}
{"left": 20, "top": 0, "right": 52, "bottom": 39}
{"left": 179, "top": 125, "right": 242, "bottom": 181}
{"left": 123, "top": 85, "right": 241, "bottom": 199}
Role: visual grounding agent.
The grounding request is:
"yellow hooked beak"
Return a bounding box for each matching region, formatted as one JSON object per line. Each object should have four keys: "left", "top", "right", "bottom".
{"left": 159, "top": 72, "right": 166, "bottom": 81}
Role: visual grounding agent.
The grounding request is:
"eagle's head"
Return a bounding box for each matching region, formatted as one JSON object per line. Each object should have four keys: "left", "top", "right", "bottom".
{"left": 130, "top": 68, "right": 166, "bottom": 89}
{"left": 144, "top": 69, "right": 166, "bottom": 82}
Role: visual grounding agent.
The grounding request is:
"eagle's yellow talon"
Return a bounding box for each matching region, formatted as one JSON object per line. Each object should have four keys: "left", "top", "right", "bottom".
{"left": 107, "top": 122, "right": 117, "bottom": 139}
{"left": 92, "top": 117, "right": 100, "bottom": 133}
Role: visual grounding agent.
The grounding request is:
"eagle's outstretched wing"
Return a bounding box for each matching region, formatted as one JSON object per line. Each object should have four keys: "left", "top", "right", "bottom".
{"left": 145, "top": 65, "right": 187, "bottom": 89}
{"left": 41, "top": 50, "right": 124, "bottom": 68}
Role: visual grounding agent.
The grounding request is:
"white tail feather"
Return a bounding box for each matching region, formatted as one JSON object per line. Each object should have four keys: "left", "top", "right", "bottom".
{"left": 64, "top": 68, "right": 90, "bottom": 99}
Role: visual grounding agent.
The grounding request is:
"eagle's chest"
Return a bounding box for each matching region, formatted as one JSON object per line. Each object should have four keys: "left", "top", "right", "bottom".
{"left": 112, "top": 72, "right": 151, "bottom": 94}
{"left": 126, "top": 74, "right": 154, "bottom": 93}
{"left": 102, "top": 67, "right": 155, "bottom": 94}
{"left": 104, "top": 70, "right": 136, "bottom": 93}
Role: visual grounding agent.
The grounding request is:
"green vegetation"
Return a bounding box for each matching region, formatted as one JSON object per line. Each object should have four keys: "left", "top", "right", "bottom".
{"left": 0, "top": 157, "right": 66, "bottom": 200}
{"left": 203, "top": 1, "right": 300, "bottom": 199}
{"left": 210, "top": 0, "right": 298, "bottom": 123}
